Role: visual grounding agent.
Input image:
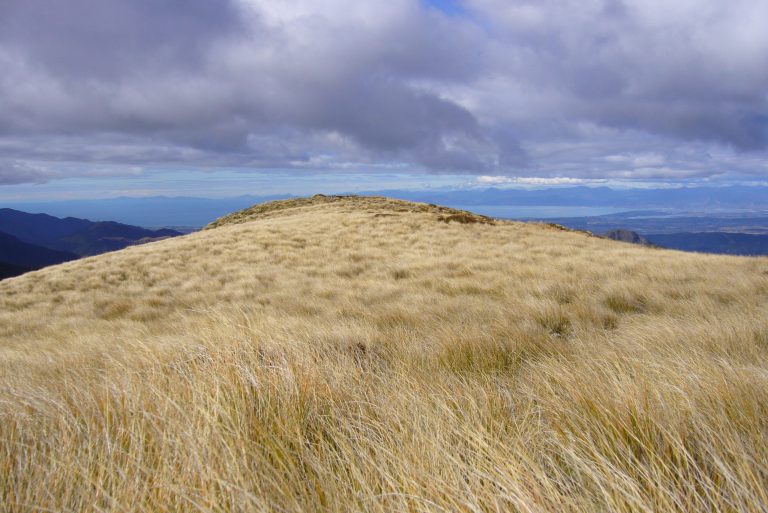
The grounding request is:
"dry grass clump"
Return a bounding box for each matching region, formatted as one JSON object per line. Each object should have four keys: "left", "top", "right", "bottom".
{"left": 0, "top": 196, "right": 767, "bottom": 512}
{"left": 437, "top": 212, "right": 495, "bottom": 225}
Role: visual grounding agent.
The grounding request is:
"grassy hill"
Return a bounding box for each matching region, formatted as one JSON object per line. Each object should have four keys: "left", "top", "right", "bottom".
{"left": 1, "top": 195, "right": 767, "bottom": 512}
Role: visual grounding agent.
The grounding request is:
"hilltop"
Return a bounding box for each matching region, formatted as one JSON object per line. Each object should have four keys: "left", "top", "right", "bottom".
{"left": 0, "top": 196, "right": 767, "bottom": 513}
{"left": 204, "top": 194, "right": 496, "bottom": 228}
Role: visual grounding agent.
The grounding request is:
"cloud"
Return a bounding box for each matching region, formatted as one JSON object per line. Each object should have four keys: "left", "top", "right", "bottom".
{"left": 464, "top": 0, "right": 768, "bottom": 149}
{"left": 473, "top": 175, "right": 601, "bottom": 186}
{"left": 0, "top": 0, "right": 766, "bottom": 186}
{"left": 0, "top": 161, "right": 50, "bottom": 185}
{"left": 475, "top": 175, "right": 514, "bottom": 185}
{"left": 0, "top": 0, "right": 244, "bottom": 79}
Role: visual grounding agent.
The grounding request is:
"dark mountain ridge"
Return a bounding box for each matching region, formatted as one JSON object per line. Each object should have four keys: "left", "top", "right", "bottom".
{"left": 0, "top": 208, "right": 182, "bottom": 257}
{"left": 0, "top": 209, "right": 91, "bottom": 247}
{"left": 0, "top": 209, "right": 184, "bottom": 279}
{"left": 0, "top": 261, "right": 32, "bottom": 280}
{"left": 0, "top": 231, "right": 78, "bottom": 270}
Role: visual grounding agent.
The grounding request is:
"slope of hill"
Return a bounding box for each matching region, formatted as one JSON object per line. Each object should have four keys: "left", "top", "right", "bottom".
{"left": 0, "top": 195, "right": 767, "bottom": 513}
{"left": 0, "top": 208, "right": 182, "bottom": 256}
{"left": 0, "top": 230, "right": 78, "bottom": 269}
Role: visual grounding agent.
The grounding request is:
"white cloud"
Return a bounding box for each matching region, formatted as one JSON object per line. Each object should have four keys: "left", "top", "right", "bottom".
{"left": 474, "top": 175, "right": 514, "bottom": 185}
{"left": 472, "top": 175, "right": 601, "bottom": 186}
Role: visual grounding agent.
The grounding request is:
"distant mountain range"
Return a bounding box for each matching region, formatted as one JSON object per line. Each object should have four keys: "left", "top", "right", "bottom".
{"left": 3, "top": 185, "right": 768, "bottom": 265}
{"left": 539, "top": 212, "right": 768, "bottom": 256}
{"left": 374, "top": 185, "right": 768, "bottom": 210}
{"left": 535, "top": 211, "right": 768, "bottom": 236}
{"left": 0, "top": 230, "right": 77, "bottom": 269}
{"left": 1, "top": 195, "right": 293, "bottom": 227}
{"left": 0, "top": 209, "right": 182, "bottom": 279}
{"left": 4, "top": 186, "right": 768, "bottom": 227}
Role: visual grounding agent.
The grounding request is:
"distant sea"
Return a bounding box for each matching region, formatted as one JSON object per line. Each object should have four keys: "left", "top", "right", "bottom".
{"left": 452, "top": 205, "right": 630, "bottom": 219}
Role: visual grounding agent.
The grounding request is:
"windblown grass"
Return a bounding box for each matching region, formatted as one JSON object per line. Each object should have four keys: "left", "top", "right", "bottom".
{"left": 1, "top": 195, "right": 767, "bottom": 512}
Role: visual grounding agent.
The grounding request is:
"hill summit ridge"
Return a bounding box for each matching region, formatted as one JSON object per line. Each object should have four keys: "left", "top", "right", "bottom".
{"left": 205, "top": 194, "right": 496, "bottom": 229}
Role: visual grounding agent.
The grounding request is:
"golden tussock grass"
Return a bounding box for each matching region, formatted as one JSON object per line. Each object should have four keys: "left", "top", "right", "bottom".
{"left": 1, "top": 195, "right": 767, "bottom": 512}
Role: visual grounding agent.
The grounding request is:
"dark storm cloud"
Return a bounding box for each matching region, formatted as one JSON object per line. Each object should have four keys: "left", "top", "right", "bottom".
{"left": 0, "top": 0, "right": 767, "bottom": 185}
{"left": 0, "top": 0, "right": 497, "bottom": 180}
{"left": 0, "top": 0, "right": 244, "bottom": 78}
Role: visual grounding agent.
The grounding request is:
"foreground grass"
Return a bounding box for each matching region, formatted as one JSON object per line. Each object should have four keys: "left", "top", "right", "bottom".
{"left": 1, "top": 196, "right": 767, "bottom": 512}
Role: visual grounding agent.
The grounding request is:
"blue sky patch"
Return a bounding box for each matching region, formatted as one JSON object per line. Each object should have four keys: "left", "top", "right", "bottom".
{"left": 423, "top": 0, "right": 468, "bottom": 16}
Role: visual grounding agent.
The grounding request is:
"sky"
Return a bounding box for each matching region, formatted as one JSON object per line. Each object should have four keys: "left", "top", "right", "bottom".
{"left": 1, "top": 0, "right": 767, "bottom": 200}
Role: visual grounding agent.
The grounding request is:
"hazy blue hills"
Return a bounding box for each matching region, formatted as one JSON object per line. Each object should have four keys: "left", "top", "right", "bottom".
{"left": 2, "top": 186, "right": 768, "bottom": 258}
{"left": 535, "top": 211, "right": 768, "bottom": 236}
{"left": 375, "top": 186, "right": 768, "bottom": 210}
{"left": 0, "top": 209, "right": 184, "bottom": 279}
{"left": 50, "top": 222, "right": 180, "bottom": 256}
{"left": 0, "top": 208, "right": 182, "bottom": 257}
{"left": 0, "top": 196, "right": 293, "bottom": 228}
{"left": 0, "top": 231, "right": 78, "bottom": 271}
{"left": 4, "top": 186, "right": 768, "bottom": 228}
{"left": 534, "top": 212, "right": 768, "bottom": 256}
{"left": 0, "top": 208, "right": 92, "bottom": 247}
